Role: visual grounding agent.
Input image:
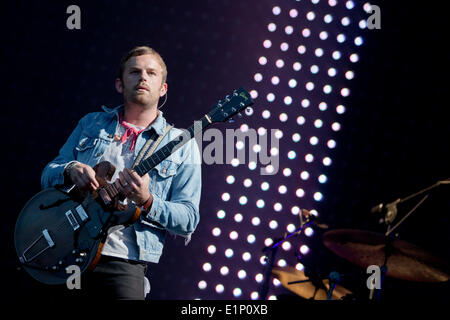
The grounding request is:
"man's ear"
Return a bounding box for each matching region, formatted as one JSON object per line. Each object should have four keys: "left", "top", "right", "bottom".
{"left": 115, "top": 78, "right": 124, "bottom": 94}
{"left": 160, "top": 83, "right": 168, "bottom": 97}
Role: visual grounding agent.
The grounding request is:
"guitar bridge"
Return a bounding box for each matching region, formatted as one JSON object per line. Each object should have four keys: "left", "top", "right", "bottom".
{"left": 19, "top": 229, "right": 55, "bottom": 263}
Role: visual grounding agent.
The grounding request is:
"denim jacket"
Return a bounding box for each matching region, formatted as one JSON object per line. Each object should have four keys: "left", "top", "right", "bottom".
{"left": 41, "top": 105, "right": 202, "bottom": 263}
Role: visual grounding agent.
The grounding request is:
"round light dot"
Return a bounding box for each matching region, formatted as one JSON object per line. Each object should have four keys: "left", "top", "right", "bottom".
{"left": 327, "top": 139, "right": 337, "bottom": 149}
{"left": 301, "top": 99, "right": 310, "bottom": 108}
{"left": 242, "top": 252, "right": 251, "bottom": 262}
{"left": 236, "top": 140, "right": 244, "bottom": 150}
{"left": 277, "top": 259, "right": 287, "bottom": 268}
{"left": 258, "top": 56, "right": 267, "bottom": 65}
{"left": 264, "top": 165, "right": 275, "bottom": 175}
{"left": 255, "top": 273, "right": 264, "bottom": 283}
{"left": 350, "top": 53, "right": 359, "bottom": 63}
{"left": 256, "top": 199, "right": 265, "bottom": 208}
{"left": 274, "top": 130, "right": 283, "bottom": 139}
{"left": 248, "top": 161, "right": 257, "bottom": 170}
{"left": 310, "top": 65, "right": 319, "bottom": 74}
{"left": 207, "top": 245, "right": 217, "bottom": 254}
{"left": 296, "top": 263, "right": 305, "bottom": 271}
{"left": 230, "top": 158, "right": 240, "bottom": 167}
{"left": 318, "top": 174, "right": 328, "bottom": 183}
{"left": 336, "top": 105, "right": 346, "bottom": 114}
{"left": 314, "top": 119, "right": 323, "bottom": 128}
{"left": 341, "top": 88, "right": 350, "bottom": 97}
{"left": 297, "top": 45, "right": 306, "bottom": 54}
{"left": 289, "top": 9, "right": 298, "bottom": 18}
{"left": 323, "top": 84, "right": 332, "bottom": 94}
{"left": 291, "top": 206, "right": 300, "bottom": 215}
{"left": 274, "top": 202, "right": 283, "bottom": 211}
{"left": 282, "top": 241, "right": 292, "bottom": 251}
{"left": 261, "top": 182, "right": 270, "bottom": 191}
{"left": 278, "top": 185, "right": 287, "bottom": 194}
{"left": 243, "top": 178, "right": 252, "bottom": 188}
{"left": 305, "top": 154, "right": 314, "bottom": 162}
{"left": 233, "top": 288, "right": 242, "bottom": 297}
{"left": 264, "top": 238, "right": 273, "bottom": 246}
{"left": 229, "top": 231, "right": 239, "bottom": 240}
{"left": 354, "top": 36, "right": 364, "bottom": 46}
{"left": 345, "top": 70, "right": 355, "bottom": 80}
{"left": 305, "top": 227, "right": 315, "bottom": 237}
{"left": 203, "top": 262, "right": 212, "bottom": 272}
{"left": 279, "top": 113, "right": 288, "bottom": 121}
{"left": 328, "top": 68, "right": 337, "bottom": 77}
{"left": 269, "top": 220, "right": 278, "bottom": 229}
{"left": 251, "top": 292, "right": 259, "bottom": 300}
{"left": 319, "top": 31, "right": 329, "bottom": 40}
{"left": 323, "top": 157, "right": 332, "bottom": 166}
{"left": 280, "top": 42, "right": 289, "bottom": 51}
{"left": 300, "top": 245, "right": 310, "bottom": 255}
{"left": 252, "top": 144, "right": 261, "bottom": 153}
{"left": 359, "top": 19, "right": 367, "bottom": 29}
{"left": 239, "top": 196, "right": 248, "bottom": 205}
{"left": 300, "top": 171, "right": 310, "bottom": 180}
{"left": 286, "top": 224, "right": 296, "bottom": 233}
{"left": 226, "top": 175, "right": 235, "bottom": 184}
{"left": 287, "top": 150, "right": 296, "bottom": 159}
{"left": 319, "top": 102, "right": 328, "bottom": 111}
{"left": 315, "top": 48, "right": 324, "bottom": 57}
{"left": 285, "top": 25, "right": 294, "bottom": 35}
{"left": 212, "top": 227, "right": 221, "bottom": 237}
{"left": 306, "top": 82, "right": 315, "bottom": 91}
{"left": 268, "top": 23, "right": 276, "bottom": 32}
{"left": 198, "top": 280, "right": 207, "bottom": 289}
{"left": 271, "top": 76, "right": 280, "bottom": 85}
{"left": 266, "top": 93, "right": 275, "bottom": 102}
{"left": 293, "top": 62, "right": 302, "bottom": 71}
{"left": 302, "top": 28, "right": 311, "bottom": 37}
{"left": 247, "top": 234, "right": 256, "bottom": 244}
{"left": 254, "top": 73, "right": 263, "bottom": 82}
{"left": 238, "top": 270, "right": 247, "bottom": 279}
{"left": 252, "top": 217, "right": 261, "bottom": 226}
{"left": 296, "top": 188, "right": 305, "bottom": 198}
{"left": 225, "top": 248, "right": 234, "bottom": 258}
{"left": 288, "top": 79, "right": 297, "bottom": 88}
{"left": 310, "top": 136, "right": 319, "bottom": 145}
{"left": 346, "top": 1, "right": 355, "bottom": 9}
{"left": 221, "top": 192, "right": 230, "bottom": 201}
{"left": 332, "top": 122, "right": 341, "bottom": 131}
{"left": 262, "top": 110, "right": 271, "bottom": 119}
{"left": 306, "top": 11, "right": 315, "bottom": 21}
{"left": 332, "top": 51, "right": 342, "bottom": 60}
{"left": 292, "top": 133, "right": 301, "bottom": 142}
{"left": 324, "top": 14, "right": 333, "bottom": 23}
{"left": 217, "top": 209, "right": 225, "bottom": 219}
{"left": 272, "top": 6, "right": 281, "bottom": 15}
{"left": 341, "top": 17, "right": 350, "bottom": 26}
{"left": 220, "top": 266, "right": 229, "bottom": 276}
{"left": 275, "top": 59, "right": 285, "bottom": 68}
{"left": 215, "top": 284, "right": 224, "bottom": 294}
{"left": 314, "top": 192, "right": 324, "bottom": 201}
{"left": 263, "top": 39, "right": 272, "bottom": 48}
{"left": 283, "top": 96, "right": 292, "bottom": 105}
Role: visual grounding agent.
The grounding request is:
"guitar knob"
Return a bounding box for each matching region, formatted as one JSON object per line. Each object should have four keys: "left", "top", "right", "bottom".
{"left": 75, "top": 258, "right": 83, "bottom": 264}
{"left": 237, "top": 112, "right": 243, "bottom": 118}
{"left": 228, "top": 118, "right": 235, "bottom": 123}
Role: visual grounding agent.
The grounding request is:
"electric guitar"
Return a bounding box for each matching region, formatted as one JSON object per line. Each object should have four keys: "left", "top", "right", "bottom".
{"left": 14, "top": 87, "right": 254, "bottom": 285}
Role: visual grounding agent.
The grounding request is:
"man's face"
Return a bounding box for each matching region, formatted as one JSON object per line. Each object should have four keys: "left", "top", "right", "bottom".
{"left": 117, "top": 54, "right": 167, "bottom": 108}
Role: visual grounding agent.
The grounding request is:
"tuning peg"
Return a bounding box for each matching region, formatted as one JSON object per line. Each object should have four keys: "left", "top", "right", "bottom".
{"left": 237, "top": 112, "right": 243, "bottom": 118}
{"left": 228, "top": 118, "right": 235, "bottom": 123}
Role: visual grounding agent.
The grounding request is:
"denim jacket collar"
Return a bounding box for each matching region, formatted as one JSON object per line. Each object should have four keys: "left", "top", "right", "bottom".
{"left": 101, "top": 104, "right": 167, "bottom": 136}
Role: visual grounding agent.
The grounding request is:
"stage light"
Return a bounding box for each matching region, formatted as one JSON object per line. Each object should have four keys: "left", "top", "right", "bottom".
{"left": 285, "top": 25, "right": 294, "bottom": 35}
{"left": 310, "top": 65, "right": 319, "bottom": 74}
{"left": 253, "top": 144, "right": 261, "bottom": 153}
{"left": 319, "top": 31, "right": 329, "bottom": 40}
{"left": 260, "top": 255, "right": 268, "bottom": 265}
{"left": 292, "top": 133, "right": 301, "bottom": 143}
{"left": 302, "top": 28, "right": 311, "bottom": 38}
{"left": 287, "top": 150, "right": 296, "bottom": 159}
{"left": 215, "top": 284, "right": 224, "bottom": 294}
{"left": 248, "top": 161, "right": 257, "bottom": 170}
{"left": 345, "top": 70, "right": 355, "bottom": 80}
{"left": 266, "top": 93, "right": 275, "bottom": 102}
{"left": 261, "top": 182, "right": 270, "bottom": 191}
{"left": 328, "top": 0, "right": 338, "bottom": 7}
{"left": 278, "top": 185, "right": 287, "bottom": 194}
{"left": 286, "top": 224, "right": 296, "bottom": 233}
{"left": 359, "top": 19, "right": 367, "bottom": 29}
{"left": 288, "top": 79, "right": 297, "bottom": 88}
{"left": 220, "top": 266, "right": 230, "bottom": 276}
{"left": 336, "top": 105, "right": 346, "bottom": 115}
{"left": 350, "top": 53, "right": 359, "bottom": 63}
{"left": 225, "top": 248, "right": 234, "bottom": 258}
{"left": 258, "top": 56, "right": 267, "bottom": 65}
{"left": 263, "top": 39, "right": 272, "bottom": 49}
{"left": 314, "top": 119, "right": 323, "bottom": 128}
{"left": 202, "top": 262, "right": 212, "bottom": 272}
{"left": 235, "top": 140, "right": 244, "bottom": 150}
{"left": 265, "top": 165, "right": 275, "bottom": 175}
{"left": 327, "top": 139, "right": 337, "bottom": 149}
{"left": 221, "top": 192, "right": 230, "bottom": 202}
{"left": 234, "top": 213, "right": 243, "bottom": 223}
{"left": 332, "top": 50, "right": 342, "bottom": 60}
{"left": 318, "top": 174, "right": 328, "bottom": 183}
{"left": 346, "top": 0, "right": 355, "bottom": 9}
{"left": 268, "top": 295, "right": 277, "bottom": 300}
{"left": 301, "top": 99, "right": 310, "bottom": 108}
{"left": 341, "top": 88, "right": 350, "bottom": 97}
{"left": 354, "top": 36, "right": 364, "bottom": 46}
{"left": 305, "top": 154, "right": 314, "bottom": 163}
{"left": 229, "top": 231, "right": 239, "bottom": 240}
{"left": 300, "top": 245, "right": 310, "bottom": 255}
{"left": 275, "top": 59, "right": 285, "bottom": 68}
{"left": 271, "top": 76, "right": 280, "bottom": 85}
{"left": 239, "top": 195, "right": 248, "bottom": 205}
{"left": 272, "top": 6, "right": 281, "bottom": 15}
{"left": 323, "top": 157, "right": 332, "bottom": 166}
{"left": 269, "top": 220, "right": 278, "bottom": 229}
{"left": 283, "top": 96, "right": 292, "bottom": 105}
{"left": 274, "top": 202, "right": 283, "bottom": 211}
{"left": 279, "top": 113, "right": 288, "bottom": 123}
{"left": 282, "top": 241, "right": 292, "bottom": 252}
{"left": 255, "top": 273, "right": 264, "bottom": 283}
{"left": 244, "top": 107, "right": 254, "bottom": 116}
{"left": 300, "top": 171, "right": 310, "bottom": 180}
{"left": 258, "top": 127, "right": 267, "bottom": 136}
{"left": 291, "top": 206, "right": 300, "bottom": 215}
{"left": 331, "top": 122, "right": 341, "bottom": 131}
{"left": 314, "top": 192, "right": 324, "bottom": 201}
{"left": 293, "top": 62, "right": 302, "bottom": 71}
{"left": 323, "top": 84, "right": 332, "bottom": 94}
{"left": 319, "top": 102, "right": 328, "bottom": 111}
{"left": 341, "top": 17, "right": 351, "bottom": 27}
{"left": 217, "top": 209, "right": 226, "bottom": 219}
{"left": 256, "top": 199, "right": 265, "bottom": 208}
{"left": 226, "top": 175, "right": 235, "bottom": 184}
{"left": 314, "top": 48, "right": 324, "bottom": 57}
{"left": 233, "top": 288, "right": 242, "bottom": 297}
{"left": 212, "top": 227, "right": 221, "bottom": 237}
{"left": 242, "top": 252, "right": 252, "bottom": 262}
{"left": 254, "top": 73, "right": 263, "bottom": 82}
{"left": 274, "top": 130, "right": 283, "bottom": 139}
{"left": 207, "top": 245, "right": 217, "bottom": 254}
{"left": 238, "top": 270, "right": 247, "bottom": 279}
{"left": 306, "top": 82, "right": 315, "bottom": 91}
{"left": 250, "top": 90, "right": 258, "bottom": 99}
{"left": 264, "top": 238, "right": 273, "bottom": 247}
{"left": 328, "top": 68, "right": 337, "bottom": 77}
{"left": 289, "top": 9, "right": 298, "bottom": 18}
{"left": 277, "top": 259, "right": 287, "bottom": 268}
{"left": 198, "top": 280, "right": 207, "bottom": 290}
{"left": 324, "top": 14, "right": 333, "bottom": 23}
{"left": 262, "top": 110, "right": 271, "bottom": 119}
{"left": 268, "top": 23, "right": 276, "bottom": 32}
{"left": 252, "top": 217, "right": 261, "bottom": 226}
{"left": 305, "top": 227, "right": 314, "bottom": 237}
{"left": 297, "top": 45, "right": 306, "bottom": 54}
{"left": 280, "top": 42, "right": 289, "bottom": 51}
{"left": 247, "top": 234, "right": 256, "bottom": 244}
{"left": 296, "top": 188, "right": 305, "bottom": 198}
{"left": 251, "top": 292, "right": 259, "bottom": 300}
{"left": 295, "top": 263, "right": 305, "bottom": 271}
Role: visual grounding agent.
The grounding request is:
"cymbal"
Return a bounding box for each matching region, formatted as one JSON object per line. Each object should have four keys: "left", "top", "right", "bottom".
{"left": 272, "top": 266, "right": 352, "bottom": 300}
{"left": 323, "top": 229, "right": 450, "bottom": 283}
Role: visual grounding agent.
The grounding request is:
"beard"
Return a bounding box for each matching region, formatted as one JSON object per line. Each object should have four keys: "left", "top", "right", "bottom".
{"left": 123, "top": 84, "right": 160, "bottom": 108}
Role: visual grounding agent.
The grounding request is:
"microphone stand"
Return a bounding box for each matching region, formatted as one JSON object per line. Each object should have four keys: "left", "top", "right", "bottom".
{"left": 258, "top": 219, "right": 316, "bottom": 300}
{"left": 369, "top": 178, "right": 449, "bottom": 300}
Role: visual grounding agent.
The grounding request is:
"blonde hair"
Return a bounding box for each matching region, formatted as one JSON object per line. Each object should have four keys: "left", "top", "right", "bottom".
{"left": 118, "top": 46, "right": 167, "bottom": 84}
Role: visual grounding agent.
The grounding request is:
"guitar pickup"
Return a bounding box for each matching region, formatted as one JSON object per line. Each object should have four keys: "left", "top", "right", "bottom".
{"left": 65, "top": 210, "right": 80, "bottom": 231}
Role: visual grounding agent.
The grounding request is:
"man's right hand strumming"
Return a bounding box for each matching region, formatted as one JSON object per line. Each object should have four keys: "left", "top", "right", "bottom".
{"left": 65, "top": 162, "right": 100, "bottom": 191}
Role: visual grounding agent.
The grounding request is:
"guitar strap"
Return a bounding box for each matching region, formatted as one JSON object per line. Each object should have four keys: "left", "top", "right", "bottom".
{"left": 132, "top": 124, "right": 173, "bottom": 169}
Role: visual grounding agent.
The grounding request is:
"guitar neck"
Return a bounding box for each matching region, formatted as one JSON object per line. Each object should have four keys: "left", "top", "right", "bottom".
{"left": 134, "top": 115, "right": 211, "bottom": 177}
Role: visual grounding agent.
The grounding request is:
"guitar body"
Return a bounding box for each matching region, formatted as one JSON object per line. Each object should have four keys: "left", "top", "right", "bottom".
{"left": 14, "top": 161, "right": 141, "bottom": 285}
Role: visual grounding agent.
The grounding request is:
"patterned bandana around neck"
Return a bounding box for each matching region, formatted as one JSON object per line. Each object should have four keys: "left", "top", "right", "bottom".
{"left": 119, "top": 112, "right": 147, "bottom": 151}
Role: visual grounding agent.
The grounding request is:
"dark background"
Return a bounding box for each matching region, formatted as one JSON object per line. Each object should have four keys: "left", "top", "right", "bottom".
{"left": 1, "top": 0, "right": 448, "bottom": 302}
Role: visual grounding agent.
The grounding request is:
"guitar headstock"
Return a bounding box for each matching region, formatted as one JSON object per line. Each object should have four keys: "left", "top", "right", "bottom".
{"left": 208, "top": 88, "right": 254, "bottom": 124}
